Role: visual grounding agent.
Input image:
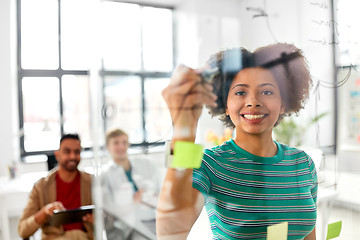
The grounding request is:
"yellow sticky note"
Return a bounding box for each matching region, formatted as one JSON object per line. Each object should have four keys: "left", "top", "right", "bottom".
{"left": 326, "top": 221, "right": 342, "bottom": 240}
{"left": 267, "top": 222, "right": 288, "bottom": 240}
{"left": 172, "top": 141, "right": 203, "bottom": 169}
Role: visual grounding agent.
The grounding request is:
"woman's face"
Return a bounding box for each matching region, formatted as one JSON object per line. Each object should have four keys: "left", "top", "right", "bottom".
{"left": 226, "top": 67, "right": 285, "bottom": 138}
{"left": 107, "top": 135, "right": 129, "bottom": 160}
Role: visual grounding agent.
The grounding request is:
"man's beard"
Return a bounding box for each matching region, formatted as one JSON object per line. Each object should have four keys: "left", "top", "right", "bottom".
{"left": 61, "top": 160, "right": 79, "bottom": 172}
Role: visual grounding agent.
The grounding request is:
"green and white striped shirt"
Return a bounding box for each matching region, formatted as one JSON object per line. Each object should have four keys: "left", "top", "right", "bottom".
{"left": 193, "top": 139, "right": 317, "bottom": 240}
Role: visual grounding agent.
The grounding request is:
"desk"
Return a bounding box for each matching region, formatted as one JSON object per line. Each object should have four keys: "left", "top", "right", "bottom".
{"left": 0, "top": 172, "right": 47, "bottom": 240}
{"left": 103, "top": 203, "right": 156, "bottom": 240}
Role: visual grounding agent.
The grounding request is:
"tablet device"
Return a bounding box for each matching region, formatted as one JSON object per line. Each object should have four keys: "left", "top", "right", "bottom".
{"left": 49, "top": 205, "right": 95, "bottom": 226}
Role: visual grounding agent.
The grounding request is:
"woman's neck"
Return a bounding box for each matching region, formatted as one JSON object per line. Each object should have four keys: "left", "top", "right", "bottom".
{"left": 233, "top": 132, "right": 277, "bottom": 157}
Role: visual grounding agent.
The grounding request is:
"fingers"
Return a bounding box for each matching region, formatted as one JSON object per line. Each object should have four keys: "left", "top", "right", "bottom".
{"left": 134, "top": 190, "right": 144, "bottom": 203}
{"left": 44, "top": 205, "right": 54, "bottom": 216}
{"left": 167, "top": 84, "right": 218, "bottom": 110}
{"left": 174, "top": 81, "right": 214, "bottom": 97}
{"left": 83, "top": 213, "right": 93, "bottom": 223}
{"left": 164, "top": 64, "right": 216, "bottom": 99}
{"left": 56, "top": 201, "right": 66, "bottom": 211}
{"left": 163, "top": 79, "right": 217, "bottom": 106}
{"left": 45, "top": 201, "right": 66, "bottom": 216}
{"left": 52, "top": 201, "right": 65, "bottom": 211}
{"left": 182, "top": 92, "right": 218, "bottom": 109}
{"left": 162, "top": 64, "right": 218, "bottom": 129}
{"left": 169, "top": 65, "right": 201, "bottom": 87}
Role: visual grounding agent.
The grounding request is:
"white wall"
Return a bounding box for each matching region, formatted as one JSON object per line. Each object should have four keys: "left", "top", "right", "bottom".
{"left": 0, "top": 0, "right": 19, "bottom": 178}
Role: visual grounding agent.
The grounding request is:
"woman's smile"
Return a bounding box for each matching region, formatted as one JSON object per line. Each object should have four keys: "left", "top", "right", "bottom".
{"left": 241, "top": 113, "right": 268, "bottom": 124}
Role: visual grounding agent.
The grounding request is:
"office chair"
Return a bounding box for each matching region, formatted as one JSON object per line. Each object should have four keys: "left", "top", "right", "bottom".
{"left": 47, "top": 153, "right": 57, "bottom": 171}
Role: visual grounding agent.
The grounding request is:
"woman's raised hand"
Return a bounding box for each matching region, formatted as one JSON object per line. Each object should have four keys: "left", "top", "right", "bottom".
{"left": 162, "top": 64, "right": 217, "bottom": 140}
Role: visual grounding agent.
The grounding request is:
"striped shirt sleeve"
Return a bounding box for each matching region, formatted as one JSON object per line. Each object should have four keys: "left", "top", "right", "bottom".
{"left": 192, "top": 150, "right": 212, "bottom": 201}
{"left": 307, "top": 154, "right": 318, "bottom": 205}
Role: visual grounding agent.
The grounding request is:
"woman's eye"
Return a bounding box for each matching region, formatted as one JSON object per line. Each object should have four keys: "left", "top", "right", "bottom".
{"left": 235, "top": 91, "right": 246, "bottom": 96}
{"left": 262, "top": 90, "right": 273, "bottom": 95}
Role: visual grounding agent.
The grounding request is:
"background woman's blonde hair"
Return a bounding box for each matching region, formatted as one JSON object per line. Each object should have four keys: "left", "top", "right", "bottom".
{"left": 105, "top": 128, "right": 128, "bottom": 145}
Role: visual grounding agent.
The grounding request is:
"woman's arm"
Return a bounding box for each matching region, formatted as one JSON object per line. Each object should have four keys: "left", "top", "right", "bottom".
{"left": 156, "top": 170, "right": 205, "bottom": 238}
{"left": 304, "top": 226, "right": 316, "bottom": 240}
{"left": 156, "top": 65, "right": 217, "bottom": 239}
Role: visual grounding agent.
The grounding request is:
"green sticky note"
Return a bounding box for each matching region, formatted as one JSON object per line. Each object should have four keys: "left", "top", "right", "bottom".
{"left": 172, "top": 141, "right": 204, "bottom": 169}
{"left": 326, "top": 221, "right": 342, "bottom": 240}
{"left": 267, "top": 222, "right": 288, "bottom": 240}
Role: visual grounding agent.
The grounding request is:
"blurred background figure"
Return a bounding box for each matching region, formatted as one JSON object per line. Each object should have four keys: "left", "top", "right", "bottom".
{"left": 102, "top": 128, "right": 159, "bottom": 205}
{"left": 101, "top": 129, "right": 159, "bottom": 240}
{"left": 18, "top": 134, "right": 93, "bottom": 240}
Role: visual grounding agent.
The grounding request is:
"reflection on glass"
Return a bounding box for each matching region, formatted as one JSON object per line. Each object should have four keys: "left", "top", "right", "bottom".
{"left": 104, "top": 76, "right": 143, "bottom": 143}
{"left": 101, "top": 2, "right": 141, "bottom": 71}
{"left": 61, "top": 0, "right": 93, "bottom": 70}
{"left": 62, "top": 75, "right": 92, "bottom": 148}
{"left": 22, "top": 77, "right": 60, "bottom": 151}
{"left": 21, "top": 0, "right": 58, "bottom": 69}
{"left": 142, "top": 7, "right": 173, "bottom": 72}
{"left": 144, "top": 78, "right": 172, "bottom": 142}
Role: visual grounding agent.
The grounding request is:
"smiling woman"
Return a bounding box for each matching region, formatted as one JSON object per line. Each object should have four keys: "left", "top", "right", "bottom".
{"left": 157, "top": 43, "right": 317, "bottom": 240}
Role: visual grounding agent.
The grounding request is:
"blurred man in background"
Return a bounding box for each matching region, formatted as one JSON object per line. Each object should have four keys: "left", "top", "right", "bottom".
{"left": 18, "top": 133, "right": 93, "bottom": 240}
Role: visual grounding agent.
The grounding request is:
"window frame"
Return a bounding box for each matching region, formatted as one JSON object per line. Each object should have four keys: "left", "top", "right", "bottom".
{"left": 17, "top": 0, "right": 176, "bottom": 159}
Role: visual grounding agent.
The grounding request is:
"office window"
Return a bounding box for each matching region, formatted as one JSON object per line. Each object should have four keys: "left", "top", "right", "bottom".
{"left": 20, "top": 0, "right": 59, "bottom": 69}
{"left": 62, "top": 75, "right": 92, "bottom": 147}
{"left": 104, "top": 76, "right": 144, "bottom": 143}
{"left": 22, "top": 77, "right": 61, "bottom": 152}
{"left": 144, "top": 78, "right": 172, "bottom": 143}
{"left": 18, "top": 0, "right": 174, "bottom": 158}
